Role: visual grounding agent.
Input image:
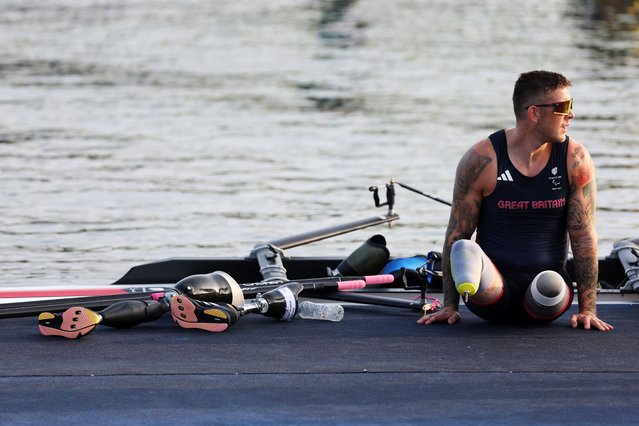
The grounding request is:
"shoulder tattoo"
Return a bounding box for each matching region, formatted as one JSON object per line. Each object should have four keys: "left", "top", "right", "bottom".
{"left": 571, "top": 146, "right": 595, "bottom": 198}
{"left": 449, "top": 152, "right": 492, "bottom": 237}
{"left": 454, "top": 151, "right": 492, "bottom": 200}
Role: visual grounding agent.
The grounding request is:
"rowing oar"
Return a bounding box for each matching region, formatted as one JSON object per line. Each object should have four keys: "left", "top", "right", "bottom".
{"left": 0, "top": 271, "right": 407, "bottom": 319}
{"left": 394, "top": 181, "right": 452, "bottom": 207}
{"left": 0, "top": 285, "right": 176, "bottom": 300}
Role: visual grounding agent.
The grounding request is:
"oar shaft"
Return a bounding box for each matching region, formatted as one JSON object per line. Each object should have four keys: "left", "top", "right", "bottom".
{"left": 396, "top": 182, "right": 451, "bottom": 206}
{"left": 266, "top": 214, "right": 399, "bottom": 250}
{"left": 321, "top": 290, "right": 424, "bottom": 311}
{"left": 235, "top": 274, "right": 396, "bottom": 295}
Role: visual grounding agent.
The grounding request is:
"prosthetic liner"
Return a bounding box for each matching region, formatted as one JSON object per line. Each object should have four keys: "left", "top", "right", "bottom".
{"left": 524, "top": 270, "right": 570, "bottom": 320}
{"left": 450, "top": 239, "right": 487, "bottom": 302}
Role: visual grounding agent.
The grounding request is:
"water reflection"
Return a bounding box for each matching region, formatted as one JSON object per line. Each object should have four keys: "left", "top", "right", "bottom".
{"left": 297, "top": 0, "right": 367, "bottom": 112}
{"left": 570, "top": 0, "right": 639, "bottom": 63}
{"left": 317, "top": 0, "right": 365, "bottom": 48}
{"left": 588, "top": 0, "right": 639, "bottom": 26}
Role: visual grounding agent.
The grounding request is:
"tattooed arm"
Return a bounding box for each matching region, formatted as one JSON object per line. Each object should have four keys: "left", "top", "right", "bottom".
{"left": 566, "top": 140, "right": 613, "bottom": 331}
{"left": 418, "top": 140, "right": 494, "bottom": 325}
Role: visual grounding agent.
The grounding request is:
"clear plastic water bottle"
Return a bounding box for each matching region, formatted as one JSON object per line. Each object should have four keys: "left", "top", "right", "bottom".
{"left": 297, "top": 301, "right": 344, "bottom": 322}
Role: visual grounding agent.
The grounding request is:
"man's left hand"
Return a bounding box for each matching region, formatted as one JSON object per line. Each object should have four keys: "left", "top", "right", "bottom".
{"left": 569, "top": 311, "right": 614, "bottom": 331}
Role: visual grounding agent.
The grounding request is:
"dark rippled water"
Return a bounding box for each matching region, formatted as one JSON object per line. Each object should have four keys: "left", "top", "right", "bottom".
{"left": 1, "top": 0, "right": 638, "bottom": 285}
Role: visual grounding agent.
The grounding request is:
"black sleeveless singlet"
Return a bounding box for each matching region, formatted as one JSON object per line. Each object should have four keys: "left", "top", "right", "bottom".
{"left": 476, "top": 129, "right": 570, "bottom": 271}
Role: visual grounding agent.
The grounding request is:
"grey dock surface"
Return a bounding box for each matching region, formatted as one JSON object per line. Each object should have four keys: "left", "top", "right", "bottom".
{"left": 1, "top": 303, "right": 638, "bottom": 425}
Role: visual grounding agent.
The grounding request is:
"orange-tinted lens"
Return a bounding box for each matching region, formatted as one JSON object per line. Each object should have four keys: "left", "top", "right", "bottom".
{"left": 553, "top": 99, "right": 573, "bottom": 115}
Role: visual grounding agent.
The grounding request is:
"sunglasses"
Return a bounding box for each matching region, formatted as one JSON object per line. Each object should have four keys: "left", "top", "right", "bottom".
{"left": 528, "top": 98, "right": 573, "bottom": 115}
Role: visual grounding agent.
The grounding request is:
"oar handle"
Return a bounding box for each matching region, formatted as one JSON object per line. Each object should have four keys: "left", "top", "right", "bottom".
{"left": 364, "top": 274, "right": 395, "bottom": 285}
{"left": 336, "top": 280, "right": 366, "bottom": 290}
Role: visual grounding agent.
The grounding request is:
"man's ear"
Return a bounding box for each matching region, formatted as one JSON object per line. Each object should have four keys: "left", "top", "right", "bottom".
{"left": 526, "top": 105, "right": 541, "bottom": 124}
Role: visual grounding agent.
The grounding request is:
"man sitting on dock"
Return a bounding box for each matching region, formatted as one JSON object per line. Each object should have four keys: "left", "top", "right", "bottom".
{"left": 418, "top": 70, "right": 613, "bottom": 331}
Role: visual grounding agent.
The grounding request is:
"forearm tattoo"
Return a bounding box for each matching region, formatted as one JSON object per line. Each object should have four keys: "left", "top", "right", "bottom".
{"left": 572, "top": 252, "right": 598, "bottom": 313}
{"left": 569, "top": 145, "right": 599, "bottom": 312}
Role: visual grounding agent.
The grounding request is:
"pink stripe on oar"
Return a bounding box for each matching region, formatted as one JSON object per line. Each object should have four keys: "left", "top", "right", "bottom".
{"left": 0, "top": 288, "right": 128, "bottom": 298}
{"left": 336, "top": 280, "right": 366, "bottom": 290}
{"left": 150, "top": 292, "right": 166, "bottom": 301}
{"left": 363, "top": 274, "right": 395, "bottom": 285}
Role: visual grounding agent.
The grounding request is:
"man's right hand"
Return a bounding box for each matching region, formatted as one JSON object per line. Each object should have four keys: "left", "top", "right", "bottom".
{"left": 417, "top": 306, "right": 461, "bottom": 325}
